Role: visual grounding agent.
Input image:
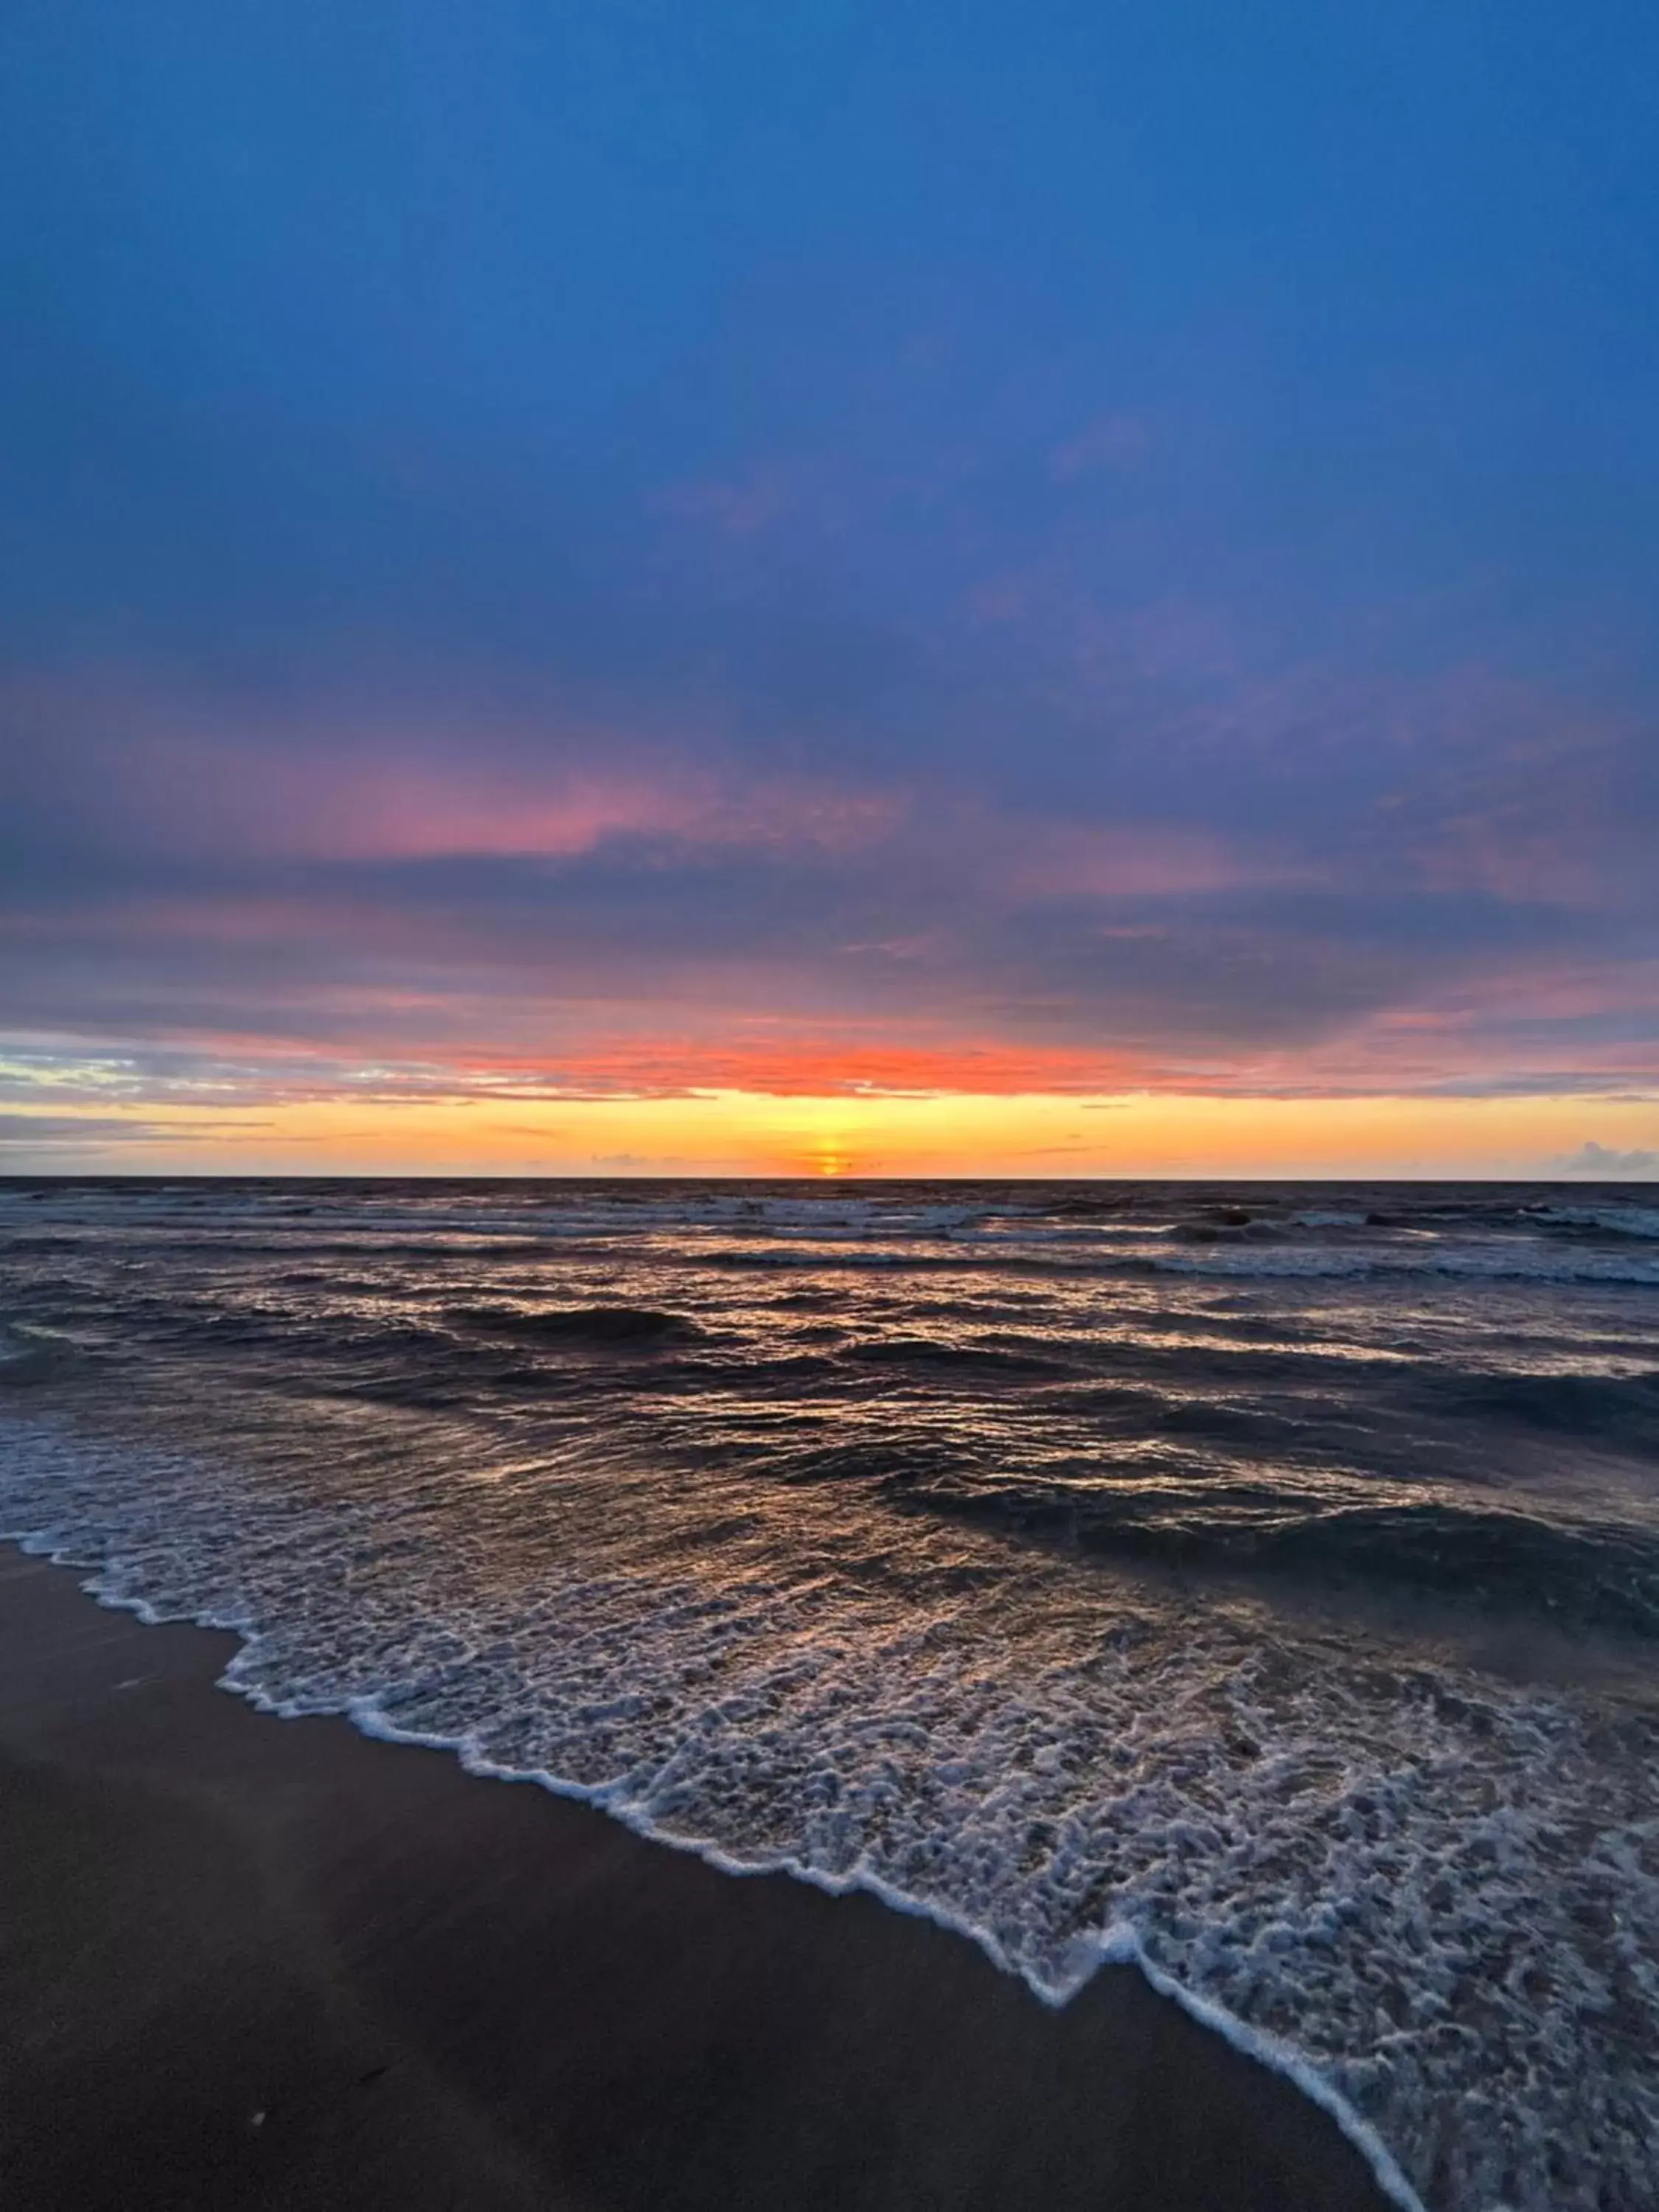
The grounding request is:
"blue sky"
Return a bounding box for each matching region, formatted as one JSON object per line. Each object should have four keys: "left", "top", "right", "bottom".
{"left": 2, "top": 1, "right": 1658, "bottom": 1167}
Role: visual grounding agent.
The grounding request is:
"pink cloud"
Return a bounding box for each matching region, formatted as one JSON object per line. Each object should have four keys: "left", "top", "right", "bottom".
{"left": 299, "top": 760, "right": 906, "bottom": 863}
{"left": 7, "top": 661, "right": 1655, "bottom": 1116}
{"left": 1002, "top": 820, "right": 1301, "bottom": 899}
{"left": 0, "top": 675, "right": 909, "bottom": 863}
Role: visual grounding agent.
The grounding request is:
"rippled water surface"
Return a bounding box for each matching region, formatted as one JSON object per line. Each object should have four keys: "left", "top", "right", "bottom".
{"left": 4, "top": 1177, "right": 1659, "bottom": 2211}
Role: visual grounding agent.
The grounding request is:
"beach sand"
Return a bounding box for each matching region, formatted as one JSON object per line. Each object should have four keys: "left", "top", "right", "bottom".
{"left": 1, "top": 1549, "right": 1397, "bottom": 2212}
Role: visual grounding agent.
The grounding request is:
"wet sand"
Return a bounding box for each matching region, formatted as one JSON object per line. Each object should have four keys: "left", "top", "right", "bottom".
{"left": 0, "top": 1549, "right": 1397, "bottom": 2212}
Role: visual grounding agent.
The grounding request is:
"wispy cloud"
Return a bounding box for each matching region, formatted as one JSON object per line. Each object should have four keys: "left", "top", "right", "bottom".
{"left": 1547, "top": 1140, "right": 1659, "bottom": 1177}
{"left": 0, "top": 1111, "right": 263, "bottom": 1149}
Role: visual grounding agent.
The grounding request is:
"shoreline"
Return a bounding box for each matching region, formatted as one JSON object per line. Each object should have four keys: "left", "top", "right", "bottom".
{"left": 1, "top": 1543, "right": 1405, "bottom": 2212}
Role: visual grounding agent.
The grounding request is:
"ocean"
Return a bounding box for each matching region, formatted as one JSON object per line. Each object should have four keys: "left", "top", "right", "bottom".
{"left": 3, "top": 1176, "right": 1658, "bottom": 2212}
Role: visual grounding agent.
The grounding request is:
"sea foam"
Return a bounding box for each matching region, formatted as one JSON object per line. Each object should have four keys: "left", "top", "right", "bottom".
{"left": 4, "top": 1405, "right": 1656, "bottom": 2212}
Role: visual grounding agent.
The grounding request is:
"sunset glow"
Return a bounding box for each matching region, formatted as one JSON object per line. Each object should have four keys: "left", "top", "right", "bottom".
{"left": 6, "top": 1082, "right": 1656, "bottom": 1183}
{"left": 1, "top": 7, "right": 1656, "bottom": 1178}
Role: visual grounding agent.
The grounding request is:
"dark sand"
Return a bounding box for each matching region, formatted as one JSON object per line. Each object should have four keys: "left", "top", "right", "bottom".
{"left": 1, "top": 1550, "right": 1398, "bottom": 2212}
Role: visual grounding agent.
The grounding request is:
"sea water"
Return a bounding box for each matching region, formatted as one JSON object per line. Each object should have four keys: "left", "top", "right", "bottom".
{"left": 4, "top": 1177, "right": 1658, "bottom": 2211}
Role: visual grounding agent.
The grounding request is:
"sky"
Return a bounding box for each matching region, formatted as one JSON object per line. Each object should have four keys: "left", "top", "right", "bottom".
{"left": 2, "top": 1, "right": 1658, "bottom": 1177}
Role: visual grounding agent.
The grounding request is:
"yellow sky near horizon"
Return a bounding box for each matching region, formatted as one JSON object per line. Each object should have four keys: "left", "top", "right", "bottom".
{"left": 8, "top": 1088, "right": 1658, "bottom": 1180}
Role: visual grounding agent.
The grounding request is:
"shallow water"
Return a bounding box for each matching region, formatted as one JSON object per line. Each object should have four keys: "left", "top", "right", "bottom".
{"left": 3, "top": 1176, "right": 1658, "bottom": 2211}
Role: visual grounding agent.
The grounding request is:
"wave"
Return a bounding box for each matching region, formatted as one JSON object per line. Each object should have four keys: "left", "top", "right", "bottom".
{"left": 664, "top": 1237, "right": 1659, "bottom": 1287}
{"left": 1435, "top": 1368, "right": 1659, "bottom": 1441}
{"left": 836, "top": 1335, "right": 1079, "bottom": 1380}
{"left": 0, "top": 1322, "right": 103, "bottom": 1388}
{"left": 1535, "top": 1203, "right": 1659, "bottom": 1241}
{"left": 445, "top": 1304, "right": 704, "bottom": 1346}
{"left": 1162, "top": 1217, "right": 1283, "bottom": 1244}
{"left": 1150, "top": 1247, "right": 1659, "bottom": 1286}
{"left": 905, "top": 1474, "right": 1659, "bottom": 1634}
